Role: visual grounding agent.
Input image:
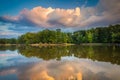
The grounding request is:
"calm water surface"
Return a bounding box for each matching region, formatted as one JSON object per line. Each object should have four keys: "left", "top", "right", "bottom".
{"left": 0, "top": 45, "right": 120, "bottom": 80}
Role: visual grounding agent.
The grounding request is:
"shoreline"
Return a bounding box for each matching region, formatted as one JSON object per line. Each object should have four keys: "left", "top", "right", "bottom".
{"left": 0, "top": 43, "right": 120, "bottom": 46}
{"left": 0, "top": 43, "right": 75, "bottom": 46}
{"left": 79, "top": 43, "right": 120, "bottom": 46}
{"left": 30, "top": 43, "right": 75, "bottom": 46}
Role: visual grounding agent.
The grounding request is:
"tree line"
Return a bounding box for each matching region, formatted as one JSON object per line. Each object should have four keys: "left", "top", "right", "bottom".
{"left": 0, "top": 24, "right": 120, "bottom": 44}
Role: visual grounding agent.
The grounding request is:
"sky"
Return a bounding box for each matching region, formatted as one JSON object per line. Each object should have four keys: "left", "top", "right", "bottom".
{"left": 0, "top": 0, "right": 120, "bottom": 38}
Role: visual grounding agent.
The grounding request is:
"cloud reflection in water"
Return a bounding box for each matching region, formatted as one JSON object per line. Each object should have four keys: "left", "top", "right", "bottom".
{"left": 0, "top": 58, "right": 120, "bottom": 80}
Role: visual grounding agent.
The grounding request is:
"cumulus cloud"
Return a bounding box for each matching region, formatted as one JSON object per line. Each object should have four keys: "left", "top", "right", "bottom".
{"left": 80, "top": 0, "right": 120, "bottom": 27}
{"left": 0, "top": 0, "right": 120, "bottom": 28}
{"left": 0, "top": 7, "right": 81, "bottom": 28}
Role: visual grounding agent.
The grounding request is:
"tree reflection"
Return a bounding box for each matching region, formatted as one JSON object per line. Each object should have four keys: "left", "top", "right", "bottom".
{"left": 18, "top": 46, "right": 72, "bottom": 60}
{"left": 17, "top": 45, "right": 120, "bottom": 65}
{"left": 0, "top": 45, "right": 17, "bottom": 51}
{"left": 0, "top": 45, "right": 119, "bottom": 65}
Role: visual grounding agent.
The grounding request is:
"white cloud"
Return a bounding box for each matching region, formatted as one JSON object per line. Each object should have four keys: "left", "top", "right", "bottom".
{"left": 79, "top": 0, "right": 120, "bottom": 27}
{"left": 0, "top": 7, "right": 81, "bottom": 28}
{"left": 0, "top": 31, "right": 21, "bottom": 36}
{"left": 0, "top": 23, "right": 13, "bottom": 31}
{"left": 0, "top": 23, "right": 21, "bottom": 36}
{"left": 0, "top": 0, "right": 120, "bottom": 29}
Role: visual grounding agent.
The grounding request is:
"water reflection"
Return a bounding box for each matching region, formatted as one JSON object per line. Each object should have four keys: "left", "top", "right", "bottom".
{"left": 0, "top": 45, "right": 120, "bottom": 80}
{"left": 0, "top": 46, "right": 17, "bottom": 51}
{"left": 18, "top": 45, "right": 120, "bottom": 65}
{"left": 1, "top": 59, "right": 120, "bottom": 80}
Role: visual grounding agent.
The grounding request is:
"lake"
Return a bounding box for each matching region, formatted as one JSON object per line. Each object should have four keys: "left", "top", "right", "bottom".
{"left": 0, "top": 45, "right": 120, "bottom": 80}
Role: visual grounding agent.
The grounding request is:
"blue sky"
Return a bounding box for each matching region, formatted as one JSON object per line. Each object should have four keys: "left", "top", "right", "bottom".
{"left": 0, "top": 0, "right": 120, "bottom": 38}
{"left": 0, "top": 0, "right": 99, "bottom": 16}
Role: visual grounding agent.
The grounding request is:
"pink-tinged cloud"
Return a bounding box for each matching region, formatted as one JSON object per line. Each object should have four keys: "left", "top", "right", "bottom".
{"left": 0, "top": 0, "right": 120, "bottom": 28}
{"left": 0, "top": 7, "right": 81, "bottom": 28}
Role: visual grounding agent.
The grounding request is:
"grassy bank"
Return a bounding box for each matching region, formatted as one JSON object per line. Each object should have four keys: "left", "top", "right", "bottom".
{"left": 30, "top": 43, "right": 75, "bottom": 47}
{"left": 0, "top": 43, "right": 120, "bottom": 46}
{"left": 0, "top": 43, "right": 75, "bottom": 46}
{"left": 0, "top": 43, "right": 120, "bottom": 47}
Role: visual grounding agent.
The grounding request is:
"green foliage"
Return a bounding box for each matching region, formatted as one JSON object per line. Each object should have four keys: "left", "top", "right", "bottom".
{"left": 17, "top": 45, "right": 120, "bottom": 64}
{"left": 73, "top": 24, "right": 120, "bottom": 43}
{"left": 16, "top": 29, "right": 71, "bottom": 44}
{"left": 0, "top": 24, "right": 120, "bottom": 44}
{"left": 0, "top": 38, "right": 17, "bottom": 44}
